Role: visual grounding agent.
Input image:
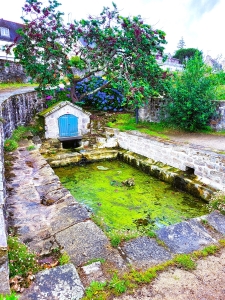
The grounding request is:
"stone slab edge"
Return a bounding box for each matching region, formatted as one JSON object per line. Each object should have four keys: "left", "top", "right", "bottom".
{"left": 0, "top": 133, "right": 10, "bottom": 294}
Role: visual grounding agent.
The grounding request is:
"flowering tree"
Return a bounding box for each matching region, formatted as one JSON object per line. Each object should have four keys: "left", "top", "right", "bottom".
{"left": 7, "top": 0, "right": 170, "bottom": 115}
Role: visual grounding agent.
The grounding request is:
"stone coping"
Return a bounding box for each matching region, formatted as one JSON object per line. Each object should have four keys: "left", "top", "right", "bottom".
{"left": 0, "top": 87, "right": 36, "bottom": 103}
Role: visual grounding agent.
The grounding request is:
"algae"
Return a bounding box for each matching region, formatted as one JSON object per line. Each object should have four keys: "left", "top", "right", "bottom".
{"left": 54, "top": 160, "right": 208, "bottom": 233}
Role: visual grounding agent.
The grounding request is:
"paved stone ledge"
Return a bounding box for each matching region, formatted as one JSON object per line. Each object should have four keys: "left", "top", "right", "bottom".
{"left": 19, "top": 263, "right": 84, "bottom": 300}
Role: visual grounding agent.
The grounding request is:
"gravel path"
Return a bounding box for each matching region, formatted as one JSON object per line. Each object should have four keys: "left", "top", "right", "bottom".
{"left": 115, "top": 248, "right": 225, "bottom": 300}
{"left": 167, "top": 132, "right": 225, "bottom": 152}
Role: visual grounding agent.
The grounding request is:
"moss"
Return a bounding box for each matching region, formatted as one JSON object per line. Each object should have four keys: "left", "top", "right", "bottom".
{"left": 54, "top": 160, "right": 208, "bottom": 236}
{"left": 38, "top": 101, "right": 63, "bottom": 116}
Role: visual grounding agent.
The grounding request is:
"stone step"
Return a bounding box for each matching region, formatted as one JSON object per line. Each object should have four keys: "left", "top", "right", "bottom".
{"left": 19, "top": 264, "right": 84, "bottom": 300}
{"left": 156, "top": 218, "right": 217, "bottom": 254}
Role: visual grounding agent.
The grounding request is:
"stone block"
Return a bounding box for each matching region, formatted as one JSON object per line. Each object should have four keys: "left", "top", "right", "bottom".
{"left": 55, "top": 220, "right": 123, "bottom": 267}
{"left": 206, "top": 211, "right": 225, "bottom": 235}
{"left": 156, "top": 219, "right": 216, "bottom": 254}
{"left": 0, "top": 209, "right": 7, "bottom": 251}
{"left": 20, "top": 264, "right": 84, "bottom": 300}
{"left": 0, "top": 261, "right": 10, "bottom": 295}
{"left": 122, "top": 236, "right": 172, "bottom": 268}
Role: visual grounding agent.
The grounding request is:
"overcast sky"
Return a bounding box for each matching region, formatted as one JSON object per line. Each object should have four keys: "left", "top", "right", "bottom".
{"left": 1, "top": 0, "right": 224, "bottom": 58}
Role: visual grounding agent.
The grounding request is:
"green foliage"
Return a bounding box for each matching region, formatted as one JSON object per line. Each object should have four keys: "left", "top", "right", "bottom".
{"left": 0, "top": 293, "right": 19, "bottom": 300}
{"left": 11, "top": 126, "right": 29, "bottom": 142}
{"left": 165, "top": 53, "right": 217, "bottom": 131}
{"left": 84, "top": 281, "right": 107, "bottom": 299}
{"left": 173, "top": 48, "right": 202, "bottom": 64}
{"left": 207, "top": 191, "right": 225, "bottom": 214}
{"left": 4, "top": 123, "right": 44, "bottom": 152}
{"left": 69, "top": 56, "right": 86, "bottom": 70}
{"left": 107, "top": 229, "right": 140, "bottom": 248}
{"left": 4, "top": 139, "right": 18, "bottom": 152}
{"left": 58, "top": 252, "right": 70, "bottom": 265}
{"left": 174, "top": 254, "right": 196, "bottom": 270}
{"left": 108, "top": 274, "right": 129, "bottom": 295}
{"left": 107, "top": 113, "right": 169, "bottom": 138}
{"left": 85, "top": 258, "right": 106, "bottom": 266}
{"left": 26, "top": 145, "right": 36, "bottom": 151}
{"left": 8, "top": 236, "right": 40, "bottom": 278}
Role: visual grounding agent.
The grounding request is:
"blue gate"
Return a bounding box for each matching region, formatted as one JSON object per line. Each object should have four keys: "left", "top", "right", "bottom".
{"left": 58, "top": 114, "right": 78, "bottom": 137}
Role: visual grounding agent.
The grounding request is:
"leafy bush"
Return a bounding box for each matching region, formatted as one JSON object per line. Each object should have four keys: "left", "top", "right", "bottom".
{"left": 164, "top": 53, "right": 218, "bottom": 131}
{"left": 208, "top": 191, "right": 225, "bottom": 214}
{"left": 75, "top": 76, "right": 124, "bottom": 111}
{"left": 4, "top": 139, "right": 18, "bottom": 152}
{"left": 8, "top": 236, "right": 40, "bottom": 278}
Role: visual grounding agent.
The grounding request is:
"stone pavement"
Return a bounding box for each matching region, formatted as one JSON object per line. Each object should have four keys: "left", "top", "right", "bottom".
{"left": 5, "top": 141, "right": 225, "bottom": 299}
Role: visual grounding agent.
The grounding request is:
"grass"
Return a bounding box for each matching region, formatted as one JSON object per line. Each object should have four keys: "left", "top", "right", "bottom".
{"left": 82, "top": 241, "right": 225, "bottom": 299}
{"left": 0, "top": 82, "right": 37, "bottom": 91}
{"left": 26, "top": 145, "right": 36, "bottom": 151}
{"left": 106, "top": 112, "right": 225, "bottom": 137}
{"left": 4, "top": 121, "right": 44, "bottom": 152}
{"left": 0, "top": 293, "right": 19, "bottom": 300}
{"left": 84, "top": 258, "right": 106, "bottom": 266}
{"left": 107, "top": 113, "right": 170, "bottom": 139}
{"left": 58, "top": 252, "right": 70, "bottom": 265}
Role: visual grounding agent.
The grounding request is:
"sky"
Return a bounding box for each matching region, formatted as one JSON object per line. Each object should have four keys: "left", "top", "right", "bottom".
{"left": 1, "top": 0, "right": 224, "bottom": 59}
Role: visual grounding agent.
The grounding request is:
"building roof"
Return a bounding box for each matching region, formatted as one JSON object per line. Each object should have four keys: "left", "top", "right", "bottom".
{"left": 39, "top": 101, "right": 91, "bottom": 117}
{"left": 0, "top": 18, "right": 24, "bottom": 42}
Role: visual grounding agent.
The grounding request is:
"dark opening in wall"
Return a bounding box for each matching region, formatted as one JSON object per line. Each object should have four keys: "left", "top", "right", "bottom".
{"left": 185, "top": 166, "right": 195, "bottom": 175}
{"left": 62, "top": 139, "right": 82, "bottom": 149}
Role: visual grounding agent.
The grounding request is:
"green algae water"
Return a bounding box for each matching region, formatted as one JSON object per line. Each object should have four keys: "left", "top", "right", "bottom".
{"left": 54, "top": 160, "right": 208, "bottom": 232}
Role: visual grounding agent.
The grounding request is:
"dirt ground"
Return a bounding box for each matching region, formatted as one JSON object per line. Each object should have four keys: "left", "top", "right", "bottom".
{"left": 167, "top": 132, "right": 225, "bottom": 152}
{"left": 115, "top": 248, "right": 225, "bottom": 300}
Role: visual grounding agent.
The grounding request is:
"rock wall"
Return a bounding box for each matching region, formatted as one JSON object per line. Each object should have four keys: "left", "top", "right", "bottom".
{"left": 0, "top": 59, "right": 27, "bottom": 83}
{"left": 0, "top": 90, "right": 45, "bottom": 294}
{"left": 1, "top": 90, "right": 45, "bottom": 138}
{"left": 110, "top": 128, "right": 225, "bottom": 191}
{"left": 139, "top": 98, "right": 225, "bottom": 131}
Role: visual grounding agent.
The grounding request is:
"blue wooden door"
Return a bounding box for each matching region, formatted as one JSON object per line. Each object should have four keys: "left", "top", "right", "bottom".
{"left": 58, "top": 114, "right": 78, "bottom": 137}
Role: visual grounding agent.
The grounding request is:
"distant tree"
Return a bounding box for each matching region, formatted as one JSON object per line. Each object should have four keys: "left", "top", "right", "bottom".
{"left": 173, "top": 48, "right": 202, "bottom": 64}
{"left": 6, "top": 0, "right": 171, "bottom": 122}
{"left": 177, "top": 37, "right": 185, "bottom": 49}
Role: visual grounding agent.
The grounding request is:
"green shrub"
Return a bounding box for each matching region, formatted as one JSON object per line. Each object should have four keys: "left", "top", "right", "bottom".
{"left": 208, "top": 191, "right": 225, "bottom": 214}
{"left": 4, "top": 139, "right": 18, "bottom": 152}
{"left": 165, "top": 53, "right": 218, "bottom": 131}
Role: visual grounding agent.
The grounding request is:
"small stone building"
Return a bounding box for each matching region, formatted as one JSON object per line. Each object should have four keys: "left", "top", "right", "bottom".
{"left": 40, "top": 101, "right": 91, "bottom": 139}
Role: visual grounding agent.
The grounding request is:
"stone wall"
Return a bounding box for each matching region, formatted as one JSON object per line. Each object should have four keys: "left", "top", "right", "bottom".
{"left": 0, "top": 90, "right": 45, "bottom": 294}
{"left": 1, "top": 90, "right": 45, "bottom": 139}
{"left": 110, "top": 128, "right": 225, "bottom": 191}
{"left": 211, "top": 100, "right": 225, "bottom": 130}
{"left": 139, "top": 98, "right": 225, "bottom": 131}
{"left": 0, "top": 59, "right": 27, "bottom": 83}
